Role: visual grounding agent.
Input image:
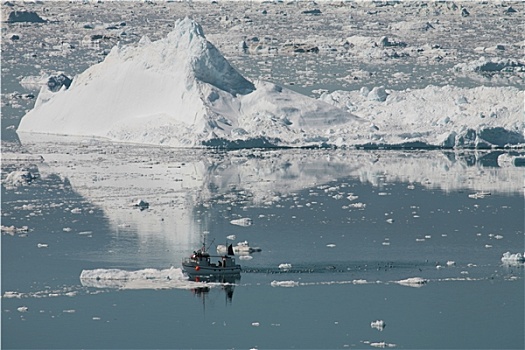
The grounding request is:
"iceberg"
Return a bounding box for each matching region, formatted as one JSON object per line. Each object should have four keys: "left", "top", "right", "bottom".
{"left": 17, "top": 17, "right": 363, "bottom": 149}
{"left": 17, "top": 17, "right": 523, "bottom": 150}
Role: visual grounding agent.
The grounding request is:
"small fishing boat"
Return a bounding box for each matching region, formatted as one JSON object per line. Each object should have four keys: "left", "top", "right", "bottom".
{"left": 182, "top": 243, "right": 241, "bottom": 276}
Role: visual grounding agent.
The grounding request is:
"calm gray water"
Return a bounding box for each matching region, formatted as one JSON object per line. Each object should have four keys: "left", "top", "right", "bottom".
{"left": 2, "top": 140, "right": 524, "bottom": 349}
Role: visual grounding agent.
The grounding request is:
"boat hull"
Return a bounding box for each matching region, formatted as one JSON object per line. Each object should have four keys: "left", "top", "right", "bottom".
{"left": 182, "top": 262, "right": 241, "bottom": 276}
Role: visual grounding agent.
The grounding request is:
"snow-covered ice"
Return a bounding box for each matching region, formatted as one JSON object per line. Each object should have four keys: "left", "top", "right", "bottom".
{"left": 321, "top": 85, "right": 523, "bottom": 148}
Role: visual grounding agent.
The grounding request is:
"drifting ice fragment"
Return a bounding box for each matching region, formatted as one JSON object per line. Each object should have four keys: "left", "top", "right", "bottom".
{"left": 271, "top": 280, "right": 298, "bottom": 287}
{"left": 370, "top": 341, "right": 396, "bottom": 348}
{"left": 230, "top": 218, "right": 252, "bottom": 227}
{"left": 370, "top": 320, "right": 386, "bottom": 331}
{"left": 396, "top": 277, "right": 428, "bottom": 287}
{"left": 278, "top": 263, "right": 292, "bottom": 270}
{"left": 501, "top": 252, "right": 525, "bottom": 266}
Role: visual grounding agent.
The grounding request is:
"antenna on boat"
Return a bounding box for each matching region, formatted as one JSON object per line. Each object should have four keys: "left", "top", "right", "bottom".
{"left": 205, "top": 238, "right": 215, "bottom": 252}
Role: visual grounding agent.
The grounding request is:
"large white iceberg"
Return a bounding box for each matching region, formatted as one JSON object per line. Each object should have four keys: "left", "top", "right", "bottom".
{"left": 17, "top": 17, "right": 524, "bottom": 149}
{"left": 17, "top": 17, "right": 363, "bottom": 148}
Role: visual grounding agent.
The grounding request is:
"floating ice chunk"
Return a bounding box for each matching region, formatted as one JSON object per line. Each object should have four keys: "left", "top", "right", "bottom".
{"left": 370, "top": 341, "right": 396, "bottom": 348}
{"left": 446, "top": 261, "right": 456, "bottom": 266}
{"left": 3, "top": 170, "right": 37, "bottom": 188}
{"left": 501, "top": 252, "right": 525, "bottom": 266}
{"left": 251, "top": 322, "right": 260, "bottom": 327}
{"left": 468, "top": 191, "right": 491, "bottom": 199}
{"left": 3, "top": 291, "right": 23, "bottom": 299}
{"left": 271, "top": 280, "right": 298, "bottom": 288}
{"left": 396, "top": 277, "right": 427, "bottom": 287}
{"left": 17, "top": 306, "right": 29, "bottom": 312}
{"left": 348, "top": 202, "right": 366, "bottom": 209}
{"left": 370, "top": 320, "right": 386, "bottom": 331}
{"left": 37, "top": 243, "right": 48, "bottom": 248}
{"left": 278, "top": 263, "right": 292, "bottom": 270}
{"left": 70, "top": 207, "right": 82, "bottom": 214}
{"left": 230, "top": 218, "right": 252, "bottom": 227}
{"left": 1, "top": 225, "right": 29, "bottom": 235}
{"left": 352, "top": 279, "right": 369, "bottom": 285}
{"left": 79, "top": 267, "right": 203, "bottom": 290}
{"left": 217, "top": 241, "right": 261, "bottom": 255}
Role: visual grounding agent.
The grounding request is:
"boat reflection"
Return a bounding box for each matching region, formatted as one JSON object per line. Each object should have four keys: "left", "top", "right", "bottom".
{"left": 187, "top": 274, "right": 240, "bottom": 304}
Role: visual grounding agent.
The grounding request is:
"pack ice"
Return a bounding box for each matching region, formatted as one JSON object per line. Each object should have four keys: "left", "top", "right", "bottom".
{"left": 17, "top": 17, "right": 524, "bottom": 149}
{"left": 17, "top": 17, "right": 362, "bottom": 148}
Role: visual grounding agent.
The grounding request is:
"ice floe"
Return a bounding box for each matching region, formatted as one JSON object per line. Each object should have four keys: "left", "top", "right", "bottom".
{"left": 370, "top": 341, "right": 396, "bottom": 348}
{"left": 270, "top": 280, "right": 298, "bottom": 288}
{"left": 501, "top": 252, "right": 525, "bottom": 266}
{"left": 278, "top": 263, "right": 292, "bottom": 270}
{"left": 370, "top": 320, "right": 386, "bottom": 331}
{"left": 395, "top": 277, "right": 428, "bottom": 288}
{"left": 79, "top": 267, "right": 210, "bottom": 290}
{"left": 1, "top": 225, "right": 29, "bottom": 235}
{"left": 17, "top": 306, "right": 29, "bottom": 313}
{"left": 230, "top": 218, "right": 253, "bottom": 227}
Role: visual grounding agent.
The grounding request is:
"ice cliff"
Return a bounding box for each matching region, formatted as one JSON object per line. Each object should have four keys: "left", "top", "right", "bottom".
{"left": 18, "top": 17, "right": 524, "bottom": 149}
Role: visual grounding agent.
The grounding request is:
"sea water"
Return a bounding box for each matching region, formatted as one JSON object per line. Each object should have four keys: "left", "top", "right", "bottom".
{"left": 2, "top": 141, "right": 523, "bottom": 349}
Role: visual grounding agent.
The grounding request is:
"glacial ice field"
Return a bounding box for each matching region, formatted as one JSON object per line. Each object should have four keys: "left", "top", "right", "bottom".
{"left": 1, "top": 1, "right": 524, "bottom": 349}
{"left": 3, "top": 0, "right": 525, "bottom": 149}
